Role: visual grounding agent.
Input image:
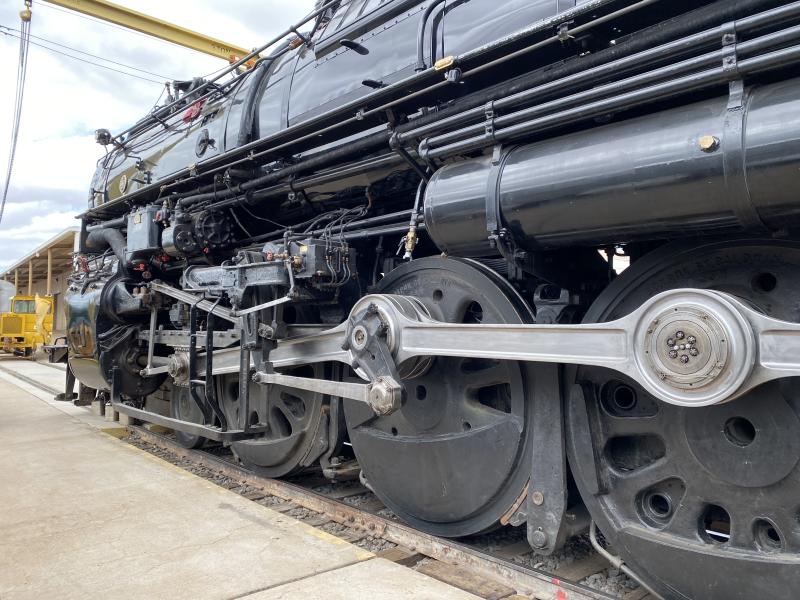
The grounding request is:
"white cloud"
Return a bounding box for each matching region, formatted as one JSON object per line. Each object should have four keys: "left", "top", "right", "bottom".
{"left": 0, "top": 0, "right": 316, "bottom": 268}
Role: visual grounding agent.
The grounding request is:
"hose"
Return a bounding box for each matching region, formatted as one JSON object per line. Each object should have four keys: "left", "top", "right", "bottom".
{"left": 589, "top": 520, "right": 665, "bottom": 600}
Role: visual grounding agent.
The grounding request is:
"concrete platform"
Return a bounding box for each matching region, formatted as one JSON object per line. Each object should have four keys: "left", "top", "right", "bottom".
{"left": 0, "top": 364, "right": 481, "bottom": 600}
{"left": 0, "top": 354, "right": 67, "bottom": 395}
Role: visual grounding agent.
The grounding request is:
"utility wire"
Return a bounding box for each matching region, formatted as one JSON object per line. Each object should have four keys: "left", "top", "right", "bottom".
{"left": 0, "top": 5, "right": 32, "bottom": 227}
{"left": 0, "top": 29, "right": 165, "bottom": 84}
{"left": 35, "top": 1, "right": 183, "bottom": 48}
{"left": 0, "top": 25, "right": 178, "bottom": 80}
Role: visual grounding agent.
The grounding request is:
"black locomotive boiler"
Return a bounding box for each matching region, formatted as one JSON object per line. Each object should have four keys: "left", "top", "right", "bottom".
{"left": 66, "top": 1, "right": 800, "bottom": 598}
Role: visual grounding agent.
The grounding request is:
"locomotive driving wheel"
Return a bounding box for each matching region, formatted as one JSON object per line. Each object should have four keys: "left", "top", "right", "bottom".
{"left": 344, "top": 257, "right": 543, "bottom": 537}
{"left": 217, "top": 363, "right": 331, "bottom": 478}
{"left": 567, "top": 239, "right": 800, "bottom": 600}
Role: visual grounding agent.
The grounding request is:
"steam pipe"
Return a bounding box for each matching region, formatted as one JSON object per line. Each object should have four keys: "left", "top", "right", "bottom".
{"left": 85, "top": 228, "right": 126, "bottom": 263}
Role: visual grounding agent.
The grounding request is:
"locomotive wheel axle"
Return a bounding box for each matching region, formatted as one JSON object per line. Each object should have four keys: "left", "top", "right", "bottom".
{"left": 258, "top": 287, "right": 800, "bottom": 412}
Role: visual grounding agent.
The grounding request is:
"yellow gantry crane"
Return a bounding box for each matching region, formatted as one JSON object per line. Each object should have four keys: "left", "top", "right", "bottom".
{"left": 39, "top": 0, "right": 254, "bottom": 64}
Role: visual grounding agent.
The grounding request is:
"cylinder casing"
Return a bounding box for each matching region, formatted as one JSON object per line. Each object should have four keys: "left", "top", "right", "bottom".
{"left": 423, "top": 78, "right": 800, "bottom": 255}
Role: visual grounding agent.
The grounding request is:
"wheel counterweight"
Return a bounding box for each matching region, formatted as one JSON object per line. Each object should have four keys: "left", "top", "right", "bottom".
{"left": 344, "top": 257, "right": 545, "bottom": 537}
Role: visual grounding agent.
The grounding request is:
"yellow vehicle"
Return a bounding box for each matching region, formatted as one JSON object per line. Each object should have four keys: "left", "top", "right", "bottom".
{"left": 0, "top": 295, "right": 54, "bottom": 356}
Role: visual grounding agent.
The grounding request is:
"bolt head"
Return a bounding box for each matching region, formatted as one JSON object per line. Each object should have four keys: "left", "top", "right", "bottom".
{"left": 666, "top": 338, "right": 675, "bottom": 346}
{"left": 530, "top": 528, "right": 548, "bottom": 548}
{"left": 690, "top": 348, "right": 699, "bottom": 356}
{"left": 531, "top": 490, "right": 544, "bottom": 506}
{"left": 687, "top": 335, "right": 696, "bottom": 344}
{"left": 680, "top": 354, "right": 690, "bottom": 364}
{"left": 675, "top": 331, "right": 685, "bottom": 339}
{"left": 668, "top": 350, "right": 678, "bottom": 359}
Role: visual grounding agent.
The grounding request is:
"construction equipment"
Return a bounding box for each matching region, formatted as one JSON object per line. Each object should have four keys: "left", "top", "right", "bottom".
{"left": 0, "top": 294, "right": 53, "bottom": 356}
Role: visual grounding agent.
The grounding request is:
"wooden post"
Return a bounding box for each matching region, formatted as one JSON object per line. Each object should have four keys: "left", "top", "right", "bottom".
{"left": 14, "top": 269, "right": 19, "bottom": 295}
{"left": 46, "top": 249, "right": 53, "bottom": 296}
{"left": 27, "top": 259, "right": 33, "bottom": 296}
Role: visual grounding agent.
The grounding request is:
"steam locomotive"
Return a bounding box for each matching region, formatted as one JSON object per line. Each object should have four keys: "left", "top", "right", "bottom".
{"left": 66, "top": 1, "right": 800, "bottom": 597}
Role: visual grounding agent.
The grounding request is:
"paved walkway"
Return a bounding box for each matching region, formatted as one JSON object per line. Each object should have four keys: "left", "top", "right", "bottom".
{"left": 0, "top": 359, "right": 479, "bottom": 600}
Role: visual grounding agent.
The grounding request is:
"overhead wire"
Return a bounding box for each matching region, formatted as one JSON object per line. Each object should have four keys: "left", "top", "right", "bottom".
{"left": 0, "top": 28, "right": 166, "bottom": 84}
{"left": 0, "top": 24, "right": 178, "bottom": 80}
{"left": 0, "top": 4, "right": 32, "bottom": 226}
{"left": 35, "top": 1, "right": 189, "bottom": 48}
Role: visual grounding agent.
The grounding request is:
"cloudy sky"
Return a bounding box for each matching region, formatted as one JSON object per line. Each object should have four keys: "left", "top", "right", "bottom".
{"left": 0, "top": 0, "right": 315, "bottom": 272}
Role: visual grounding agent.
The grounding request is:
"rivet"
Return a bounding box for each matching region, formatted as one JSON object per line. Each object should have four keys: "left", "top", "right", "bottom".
{"left": 531, "top": 491, "right": 545, "bottom": 506}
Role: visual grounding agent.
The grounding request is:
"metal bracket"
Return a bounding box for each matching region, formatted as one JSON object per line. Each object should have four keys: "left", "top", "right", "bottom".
{"left": 526, "top": 368, "right": 568, "bottom": 555}
{"left": 485, "top": 144, "right": 505, "bottom": 245}
{"left": 484, "top": 101, "right": 496, "bottom": 142}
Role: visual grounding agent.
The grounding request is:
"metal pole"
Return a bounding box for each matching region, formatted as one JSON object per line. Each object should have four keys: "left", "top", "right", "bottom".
{"left": 14, "top": 269, "right": 18, "bottom": 295}
{"left": 46, "top": 249, "right": 52, "bottom": 295}
{"left": 27, "top": 259, "right": 32, "bottom": 295}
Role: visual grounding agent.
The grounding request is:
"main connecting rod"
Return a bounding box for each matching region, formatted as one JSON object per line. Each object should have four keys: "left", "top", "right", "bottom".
{"left": 259, "top": 289, "right": 800, "bottom": 413}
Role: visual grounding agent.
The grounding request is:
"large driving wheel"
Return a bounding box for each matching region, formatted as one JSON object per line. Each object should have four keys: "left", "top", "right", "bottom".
{"left": 344, "top": 256, "right": 544, "bottom": 537}
{"left": 567, "top": 239, "right": 800, "bottom": 600}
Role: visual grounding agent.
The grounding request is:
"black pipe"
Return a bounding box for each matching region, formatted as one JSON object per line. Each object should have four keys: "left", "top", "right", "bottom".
{"left": 86, "top": 216, "right": 126, "bottom": 231}
{"left": 417, "top": 8, "right": 800, "bottom": 151}
{"left": 415, "top": 0, "right": 448, "bottom": 72}
{"left": 237, "top": 42, "right": 293, "bottom": 147}
{"left": 396, "top": 0, "right": 793, "bottom": 145}
{"left": 422, "top": 35, "right": 800, "bottom": 160}
{"left": 421, "top": 20, "right": 800, "bottom": 155}
{"left": 179, "top": 130, "right": 392, "bottom": 207}
{"left": 85, "top": 229, "right": 126, "bottom": 263}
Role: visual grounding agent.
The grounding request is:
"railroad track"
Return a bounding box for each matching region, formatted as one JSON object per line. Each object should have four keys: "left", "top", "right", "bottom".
{"left": 0, "top": 362, "right": 652, "bottom": 600}
{"left": 124, "top": 424, "right": 653, "bottom": 600}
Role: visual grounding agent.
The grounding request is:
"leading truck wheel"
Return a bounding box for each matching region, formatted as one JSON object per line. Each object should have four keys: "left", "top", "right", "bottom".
{"left": 567, "top": 239, "right": 800, "bottom": 600}
{"left": 217, "top": 363, "right": 331, "bottom": 478}
{"left": 344, "top": 257, "right": 544, "bottom": 537}
{"left": 170, "top": 385, "right": 207, "bottom": 449}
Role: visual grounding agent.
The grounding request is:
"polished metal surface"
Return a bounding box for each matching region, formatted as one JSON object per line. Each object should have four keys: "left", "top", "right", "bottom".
{"left": 256, "top": 288, "right": 800, "bottom": 408}
{"left": 424, "top": 77, "right": 800, "bottom": 255}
